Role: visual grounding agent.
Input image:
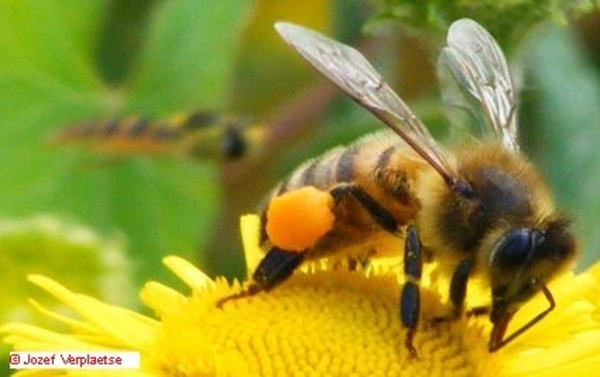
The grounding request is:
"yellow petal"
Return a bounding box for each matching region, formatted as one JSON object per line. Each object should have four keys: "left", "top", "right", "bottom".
{"left": 2, "top": 215, "right": 600, "bottom": 376}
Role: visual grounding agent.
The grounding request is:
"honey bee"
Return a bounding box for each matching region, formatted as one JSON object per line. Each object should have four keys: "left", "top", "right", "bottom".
{"left": 217, "top": 19, "right": 577, "bottom": 356}
{"left": 50, "top": 111, "right": 265, "bottom": 162}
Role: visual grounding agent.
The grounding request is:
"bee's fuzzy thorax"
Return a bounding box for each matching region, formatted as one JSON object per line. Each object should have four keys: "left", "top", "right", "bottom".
{"left": 415, "top": 143, "right": 557, "bottom": 279}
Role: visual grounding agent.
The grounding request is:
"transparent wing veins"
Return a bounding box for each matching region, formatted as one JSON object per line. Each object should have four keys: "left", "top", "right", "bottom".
{"left": 275, "top": 22, "right": 458, "bottom": 187}
{"left": 439, "top": 19, "right": 519, "bottom": 151}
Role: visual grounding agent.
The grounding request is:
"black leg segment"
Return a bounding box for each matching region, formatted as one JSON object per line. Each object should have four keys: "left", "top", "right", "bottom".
{"left": 400, "top": 225, "right": 423, "bottom": 358}
{"left": 252, "top": 247, "right": 305, "bottom": 289}
{"left": 449, "top": 259, "right": 472, "bottom": 318}
{"left": 216, "top": 247, "right": 305, "bottom": 308}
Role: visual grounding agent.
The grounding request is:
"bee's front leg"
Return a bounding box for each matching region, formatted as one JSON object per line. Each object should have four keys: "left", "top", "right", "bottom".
{"left": 429, "top": 259, "right": 473, "bottom": 324}
{"left": 449, "top": 259, "right": 473, "bottom": 318}
{"left": 216, "top": 247, "right": 305, "bottom": 308}
{"left": 400, "top": 225, "right": 422, "bottom": 358}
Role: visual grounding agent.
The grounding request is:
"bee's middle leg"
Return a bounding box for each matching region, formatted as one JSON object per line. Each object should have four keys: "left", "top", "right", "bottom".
{"left": 400, "top": 225, "right": 422, "bottom": 358}
{"left": 329, "top": 184, "right": 428, "bottom": 356}
{"left": 216, "top": 247, "right": 304, "bottom": 308}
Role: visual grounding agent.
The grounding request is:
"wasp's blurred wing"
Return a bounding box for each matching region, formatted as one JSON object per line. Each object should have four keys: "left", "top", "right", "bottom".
{"left": 275, "top": 22, "right": 458, "bottom": 187}
{"left": 438, "top": 18, "right": 519, "bottom": 151}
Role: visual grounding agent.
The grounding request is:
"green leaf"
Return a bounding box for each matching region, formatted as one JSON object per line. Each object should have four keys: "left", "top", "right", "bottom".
{"left": 521, "top": 23, "right": 600, "bottom": 267}
{"left": 127, "top": 0, "right": 251, "bottom": 113}
{"left": 0, "top": 0, "right": 252, "bottom": 285}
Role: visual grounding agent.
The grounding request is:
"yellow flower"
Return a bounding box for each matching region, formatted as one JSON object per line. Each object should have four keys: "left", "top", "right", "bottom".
{"left": 2, "top": 215, "right": 600, "bottom": 376}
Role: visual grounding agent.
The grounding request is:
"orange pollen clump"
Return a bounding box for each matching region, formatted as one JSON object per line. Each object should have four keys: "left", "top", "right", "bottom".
{"left": 266, "top": 186, "right": 335, "bottom": 251}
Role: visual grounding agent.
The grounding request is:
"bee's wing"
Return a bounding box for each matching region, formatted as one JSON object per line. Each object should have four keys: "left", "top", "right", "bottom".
{"left": 438, "top": 18, "right": 519, "bottom": 151}
{"left": 275, "top": 22, "right": 458, "bottom": 187}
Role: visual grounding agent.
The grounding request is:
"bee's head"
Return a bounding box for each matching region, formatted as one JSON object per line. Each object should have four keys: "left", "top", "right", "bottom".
{"left": 487, "top": 217, "right": 576, "bottom": 351}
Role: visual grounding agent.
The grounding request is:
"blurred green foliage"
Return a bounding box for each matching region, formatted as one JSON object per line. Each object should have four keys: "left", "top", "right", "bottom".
{"left": 520, "top": 22, "right": 600, "bottom": 268}
{"left": 0, "top": 0, "right": 251, "bottom": 288}
{"left": 371, "top": 0, "right": 599, "bottom": 46}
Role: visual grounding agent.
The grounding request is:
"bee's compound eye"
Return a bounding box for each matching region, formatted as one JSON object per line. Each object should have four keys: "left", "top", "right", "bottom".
{"left": 266, "top": 186, "right": 335, "bottom": 252}
{"left": 493, "top": 229, "right": 544, "bottom": 268}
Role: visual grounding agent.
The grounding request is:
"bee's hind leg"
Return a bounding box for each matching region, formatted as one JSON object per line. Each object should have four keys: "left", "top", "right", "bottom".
{"left": 216, "top": 247, "right": 305, "bottom": 308}
{"left": 329, "top": 184, "right": 399, "bottom": 234}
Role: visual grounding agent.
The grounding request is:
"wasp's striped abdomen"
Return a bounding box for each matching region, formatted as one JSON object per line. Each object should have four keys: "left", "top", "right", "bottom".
{"left": 52, "top": 116, "right": 177, "bottom": 154}
{"left": 51, "top": 111, "right": 264, "bottom": 162}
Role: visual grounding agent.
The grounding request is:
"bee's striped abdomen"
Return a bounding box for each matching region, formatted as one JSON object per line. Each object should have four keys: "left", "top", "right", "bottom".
{"left": 273, "top": 146, "right": 350, "bottom": 197}
{"left": 269, "top": 132, "right": 412, "bottom": 200}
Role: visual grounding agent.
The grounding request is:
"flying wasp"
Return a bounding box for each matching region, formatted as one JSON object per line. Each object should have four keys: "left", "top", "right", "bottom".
{"left": 215, "top": 19, "right": 577, "bottom": 356}
{"left": 50, "top": 110, "right": 265, "bottom": 162}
